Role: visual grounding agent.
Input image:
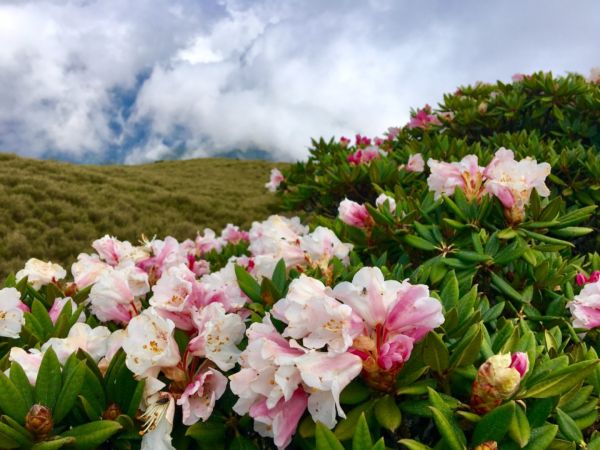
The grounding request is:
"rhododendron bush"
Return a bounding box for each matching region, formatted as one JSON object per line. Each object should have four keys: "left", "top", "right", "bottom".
{"left": 1, "top": 71, "right": 599, "bottom": 450}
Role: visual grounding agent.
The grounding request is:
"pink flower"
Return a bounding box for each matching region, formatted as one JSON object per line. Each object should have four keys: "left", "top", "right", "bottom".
{"left": 195, "top": 229, "right": 224, "bottom": 256}
{"left": 88, "top": 265, "right": 149, "bottom": 324}
{"left": 405, "top": 153, "right": 425, "bottom": 173}
{"left": 299, "top": 226, "right": 353, "bottom": 269}
{"left": 512, "top": 73, "right": 525, "bottom": 82}
{"left": 271, "top": 275, "right": 362, "bottom": 353}
{"left": 265, "top": 168, "right": 284, "bottom": 192}
{"left": 221, "top": 224, "right": 249, "bottom": 245}
{"left": 249, "top": 388, "right": 308, "bottom": 449}
{"left": 177, "top": 369, "right": 228, "bottom": 425}
{"left": 427, "top": 155, "right": 485, "bottom": 201}
{"left": 568, "top": 279, "right": 600, "bottom": 330}
{"left": 249, "top": 216, "right": 307, "bottom": 268}
{"left": 386, "top": 127, "right": 400, "bottom": 141}
{"left": 338, "top": 199, "right": 372, "bottom": 229}
{"left": 589, "top": 68, "right": 600, "bottom": 84}
{"left": 199, "top": 261, "right": 249, "bottom": 311}
{"left": 355, "top": 134, "right": 371, "bottom": 147}
{"left": 510, "top": 352, "right": 529, "bottom": 377}
{"left": 407, "top": 105, "right": 441, "bottom": 129}
{"left": 8, "top": 348, "right": 43, "bottom": 385}
{"left": 484, "top": 148, "right": 551, "bottom": 223}
{"left": 48, "top": 297, "right": 84, "bottom": 324}
{"left": 347, "top": 146, "right": 384, "bottom": 165}
{"left": 576, "top": 271, "right": 600, "bottom": 286}
{"left": 333, "top": 267, "right": 443, "bottom": 390}
{"left": 92, "top": 235, "right": 136, "bottom": 266}
{"left": 137, "top": 237, "right": 187, "bottom": 279}
{"left": 71, "top": 253, "right": 110, "bottom": 289}
{"left": 339, "top": 136, "right": 351, "bottom": 148}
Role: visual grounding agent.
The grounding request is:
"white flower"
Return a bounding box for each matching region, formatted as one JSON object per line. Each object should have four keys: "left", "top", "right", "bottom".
{"left": 88, "top": 265, "right": 149, "bottom": 324}
{"left": 249, "top": 215, "right": 307, "bottom": 267}
{"left": 296, "top": 351, "right": 362, "bottom": 428}
{"left": 122, "top": 308, "right": 181, "bottom": 378}
{"left": 16, "top": 258, "right": 66, "bottom": 289}
{"left": 189, "top": 303, "right": 245, "bottom": 371}
{"left": 375, "top": 193, "right": 397, "bottom": 213}
{"left": 300, "top": 227, "right": 353, "bottom": 269}
{"left": 42, "top": 323, "right": 111, "bottom": 364}
{"left": 199, "top": 261, "right": 249, "bottom": 311}
{"left": 140, "top": 392, "right": 176, "bottom": 450}
{"left": 8, "top": 347, "right": 43, "bottom": 385}
{"left": 71, "top": 253, "right": 110, "bottom": 289}
{"left": 272, "top": 275, "right": 360, "bottom": 353}
{"left": 0, "top": 287, "right": 27, "bottom": 339}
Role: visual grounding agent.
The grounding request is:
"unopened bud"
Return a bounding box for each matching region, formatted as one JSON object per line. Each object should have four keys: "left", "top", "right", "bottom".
{"left": 102, "top": 403, "right": 122, "bottom": 421}
{"left": 471, "top": 352, "right": 528, "bottom": 414}
{"left": 474, "top": 442, "right": 498, "bottom": 450}
{"left": 25, "top": 404, "right": 53, "bottom": 439}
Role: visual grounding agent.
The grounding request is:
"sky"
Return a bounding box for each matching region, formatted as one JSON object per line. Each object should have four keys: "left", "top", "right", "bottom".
{"left": 0, "top": 0, "right": 598, "bottom": 164}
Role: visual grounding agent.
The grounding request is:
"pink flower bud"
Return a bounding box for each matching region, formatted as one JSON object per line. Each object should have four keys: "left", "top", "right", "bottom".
{"left": 576, "top": 273, "right": 588, "bottom": 286}
{"left": 509, "top": 352, "right": 529, "bottom": 377}
{"left": 338, "top": 199, "right": 372, "bottom": 229}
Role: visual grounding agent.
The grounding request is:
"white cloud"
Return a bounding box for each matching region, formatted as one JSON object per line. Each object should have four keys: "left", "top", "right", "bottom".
{"left": 0, "top": 0, "right": 599, "bottom": 163}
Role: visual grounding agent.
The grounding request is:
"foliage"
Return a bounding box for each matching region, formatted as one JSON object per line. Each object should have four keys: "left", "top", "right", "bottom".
{"left": 0, "top": 153, "right": 283, "bottom": 278}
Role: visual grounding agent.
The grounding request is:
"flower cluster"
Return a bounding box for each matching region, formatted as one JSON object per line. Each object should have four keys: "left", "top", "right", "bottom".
{"left": 427, "top": 148, "right": 551, "bottom": 222}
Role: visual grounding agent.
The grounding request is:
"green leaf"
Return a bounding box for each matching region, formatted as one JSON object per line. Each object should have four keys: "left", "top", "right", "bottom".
{"left": 60, "top": 420, "right": 123, "bottom": 450}
{"left": 374, "top": 395, "right": 401, "bottom": 432}
{"left": 35, "top": 347, "right": 62, "bottom": 410}
{"left": 53, "top": 361, "right": 86, "bottom": 423}
{"left": 509, "top": 403, "right": 531, "bottom": 447}
{"left": 429, "top": 407, "right": 466, "bottom": 450}
{"left": 271, "top": 258, "right": 287, "bottom": 294}
{"left": 234, "top": 264, "right": 262, "bottom": 303}
{"left": 9, "top": 362, "right": 33, "bottom": 408}
{"left": 31, "top": 299, "right": 54, "bottom": 338}
{"left": 371, "top": 437, "right": 385, "bottom": 450}
{"left": 127, "top": 378, "right": 145, "bottom": 418}
{"left": 449, "top": 323, "right": 483, "bottom": 369}
{"left": 522, "top": 424, "right": 557, "bottom": 450}
{"left": 0, "top": 371, "right": 29, "bottom": 424}
{"left": 186, "top": 419, "right": 226, "bottom": 448}
{"left": 472, "top": 401, "right": 515, "bottom": 445}
{"left": 398, "top": 439, "right": 432, "bottom": 450}
{"left": 422, "top": 332, "right": 449, "bottom": 374}
{"left": 340, "top": 381, "right": 370, "bottom": 405}
{"left": 31, "top": 437, "right": 76, "bottom": 449}
{"left": 0, "top": 421, "right": 33, "bottom": 448}
{"left": 490, "top": 272, "right": 524, "bottom": 303}
{"left": 521, "top": 360, "right": 600, "bottom": 398}
{"left": 555, "top": 408, "right": 584, "bottom": 447}
{"left": 230, "top": 435, "right": 259, "bottom": 450}
{"left": 334, "top": 400, "right": 374, "bottom": 440}
{"left": 352, "top": 413, "right": 372, "bottom": 450}
{"left": 316, "top": 422, "right": 345, "bottom": 450}
{"left": 403, "top": 234, "right": 437, "bottom": 251}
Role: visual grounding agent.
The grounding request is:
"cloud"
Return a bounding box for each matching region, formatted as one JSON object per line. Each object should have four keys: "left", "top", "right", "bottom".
{"left": 0, "top": 0, "right": 599, "bottom": 163}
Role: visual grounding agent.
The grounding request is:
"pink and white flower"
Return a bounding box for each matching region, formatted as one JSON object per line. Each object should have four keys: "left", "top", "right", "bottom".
{"left": 589, "top": 67, "right": 600, "bottom": 84}
{"left": 484, "top": 148, "right": 551, "bottom": 223}
{"left": 299, "top": 226, "right": 353, "bottom": 269}
{"left": 405, "top": 153, "right": 425, "bottom": 173}
{"left": 8, "top": 347, "right": 43, "bottom": 384}
{"left": 195, "top": 229, "right": 224, "bottom": 256}
{"left": 333, "top": 267, "right": 443, "bottom": 390}
{"left": 221, "top": 224, "right": 249, "bottom": 245}
{"left": 122, "top": 307, "right": 181, "bottom": 378}
{"left": 249, "top": 216, "right": 307, "bottom": 267}
{"left": 199, "top": 261, "right": 249, "bottom": 311}
{"left": 407, "top": 105, "right": 441, "bottom": 129}
{"left": 427, "top": 155, "right": 485, "bottom": 201}
{"left": 42, "top": 322, "right": 111, "bottom": 363}
{"left": 272, "top": 275, "right": 361, "bottom": 353}
{"left": 16, "top": 258, "right": 66, "bottom": 289}
{"left": 338, "top": 199, "right": 372, "bottom": 229}
{"left": 137, "top": 237, "right": 187, "bottom": 280}
{"left": 92, "top": 235, "right": 140, "bottom": 266}
{"left": 177, "top": 368, "right": 228, "bottom": 425}
{"left": 88, "top": 265, "right": 149, "bottom": 324}
{"left": 347, "top": 146, "right": 384, "bottom": 165}
{"left": 568, "top": 279, "right": 600, "bottom": 330}
{"left": 71, "top": 253, "right": 110, "bottom": 289}
{"left": 140, "top": 392, "right": 176, "bottom": 450}
{"left": 265, "top": 168, "right": 285, "bottom": 192}
{"left": 48, "top": 297, "right": 84, "bottom": 324}
{"left": 0, "top": 287, "right": 28, "bottom": 339}
{"left": 189, "top": 302, "right": 245, "bottom": 371}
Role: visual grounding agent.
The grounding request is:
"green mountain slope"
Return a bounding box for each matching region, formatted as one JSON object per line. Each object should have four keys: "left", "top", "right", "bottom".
{"left": 0, "top": 153, "right": 285, "bottom": 277}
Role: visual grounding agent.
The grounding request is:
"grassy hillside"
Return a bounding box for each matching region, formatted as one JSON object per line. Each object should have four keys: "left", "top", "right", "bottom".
{"left": 0, "top": 153, "right": 285, "bottom": 278}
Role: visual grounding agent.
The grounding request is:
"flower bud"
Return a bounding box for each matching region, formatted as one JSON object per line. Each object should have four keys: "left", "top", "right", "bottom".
{"left": 470, "top": 352, "right": 528, "bottom": 414}
{"left": 25, "top": 404, "right": 53, "bottom": 439}
{"left": 102, "top": 403, "right": 122, "bottom": 421}
{"left": 474, "top": 442, "right": 498, "bottom": 450}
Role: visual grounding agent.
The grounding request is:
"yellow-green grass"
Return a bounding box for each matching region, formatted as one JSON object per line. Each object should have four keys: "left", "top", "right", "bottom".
{"left": 0, "top": 152, "right": 286, "bottom": 278}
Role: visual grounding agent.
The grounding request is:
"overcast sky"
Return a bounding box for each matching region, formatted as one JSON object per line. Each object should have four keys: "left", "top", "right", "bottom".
{"left": 0, "top": 0, "right": 598, "bottom": 164}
